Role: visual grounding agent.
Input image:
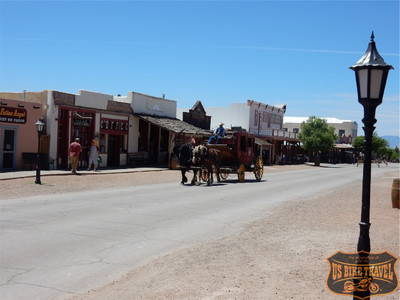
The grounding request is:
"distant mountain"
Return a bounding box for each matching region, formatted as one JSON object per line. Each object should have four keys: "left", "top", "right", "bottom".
{"left": 382, "top": 135, "right": 400, "bottom": 149}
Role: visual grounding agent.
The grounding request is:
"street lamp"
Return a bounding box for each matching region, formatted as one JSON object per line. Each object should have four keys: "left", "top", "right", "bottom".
{"left": 350, "top": 31, "right": 393, "bottom": 300}
{"left": 350, "top": 31, "right": 393, "bottom": 253}
{"left": 35, "top": 119, "right": 45, "bottom": 184}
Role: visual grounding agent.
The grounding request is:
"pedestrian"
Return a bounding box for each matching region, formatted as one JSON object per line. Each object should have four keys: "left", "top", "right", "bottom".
{"left": 69, "top": 137, "right": 82, "bottom": 174}
{"left": 208, "top": 122, "right": 226, "bottom": 144}
{"left": 87, "top": 140, "right": 99, "bottom": 171}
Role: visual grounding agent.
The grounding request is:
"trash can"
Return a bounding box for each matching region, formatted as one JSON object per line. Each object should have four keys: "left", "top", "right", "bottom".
{"left": 392, "top": 178, "right": 400, "bottom": 209}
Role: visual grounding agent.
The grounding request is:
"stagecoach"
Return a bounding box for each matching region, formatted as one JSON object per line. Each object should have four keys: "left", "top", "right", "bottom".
{"left": 204, "top": 131, "right": 264, "bottom": 182}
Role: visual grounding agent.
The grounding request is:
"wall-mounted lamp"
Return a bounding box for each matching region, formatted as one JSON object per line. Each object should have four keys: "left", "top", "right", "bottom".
{"left": 33, "top": 106, "right": 40, "bottom": 109}
{"left": 18, "top": 104, "right": 25, "bottom": 108}
{"left": 1, "top": 102, "right": 7, "bottom": 106}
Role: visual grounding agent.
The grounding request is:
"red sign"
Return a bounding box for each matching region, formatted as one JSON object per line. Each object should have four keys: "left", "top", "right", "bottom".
{"left": 0, "top": 107, "right": 27, "bottom": 124}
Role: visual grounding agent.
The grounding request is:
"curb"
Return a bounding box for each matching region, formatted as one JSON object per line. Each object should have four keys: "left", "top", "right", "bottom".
{"left": 0, "top": 167, "right": 170, "bottom": 181}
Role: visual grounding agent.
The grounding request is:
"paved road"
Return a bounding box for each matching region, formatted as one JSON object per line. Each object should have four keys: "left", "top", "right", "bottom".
{"left": 0, "top": 164, "right": 396, "bottom": 300}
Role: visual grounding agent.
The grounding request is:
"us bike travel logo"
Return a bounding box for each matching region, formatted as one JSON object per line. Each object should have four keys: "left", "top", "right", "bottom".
{"left": 326, "top": 251, "right": 398, "bottom": 299}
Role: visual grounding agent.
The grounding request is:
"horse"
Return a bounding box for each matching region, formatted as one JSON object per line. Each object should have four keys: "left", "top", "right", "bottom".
{"left": 192, "top": 145, "right": 221, "bottom": 186}
{"left": 372, "top": 158, "right": 388, "bottom": 168}
{"left": 357, "top": 157, "right": 388, "bottom": 168}
{"left": 173, "top": 143, "right": 199, "bottom": 185}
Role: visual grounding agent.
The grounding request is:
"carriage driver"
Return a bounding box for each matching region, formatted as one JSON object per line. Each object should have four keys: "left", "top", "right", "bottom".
{"left": 208, "top": 122, "right": 226, "bottom": 144}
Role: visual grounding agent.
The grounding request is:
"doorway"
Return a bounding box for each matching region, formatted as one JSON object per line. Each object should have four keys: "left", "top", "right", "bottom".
{"left": 1, "top": 126, "right": 17, "bottom": 170}
{"left": 107, "top": 135, "right": 120, "bottom": 166}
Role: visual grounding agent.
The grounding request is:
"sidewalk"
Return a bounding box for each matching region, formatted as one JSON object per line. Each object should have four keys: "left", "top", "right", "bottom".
{"left": 0, "top": 165, "right": 170, "bottom": 180}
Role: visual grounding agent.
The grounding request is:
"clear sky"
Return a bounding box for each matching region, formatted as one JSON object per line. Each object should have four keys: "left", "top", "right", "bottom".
{"left": 0, "top": 0, "right": 399, "bottom": 136}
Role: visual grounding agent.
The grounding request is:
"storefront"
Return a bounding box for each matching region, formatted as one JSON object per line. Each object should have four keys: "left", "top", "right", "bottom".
{"left": 136, "top": 114, "right": 210, "bottom": 167}
{"left": 0, "top": 89, "right": 206, "bottom": 170}
{"left": 99, "top": 115, "right": 129, "bottom": 166}
{"left": 56, "top": 107, "right": 96, "bottom": 169}
{"left": 0, "top": 98, "right": 44, "bottom": 171}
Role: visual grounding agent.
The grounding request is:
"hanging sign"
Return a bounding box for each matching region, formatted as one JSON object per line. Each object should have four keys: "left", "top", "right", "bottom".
{"left": 0, "top": 107, "right": 27, "bottom": 124}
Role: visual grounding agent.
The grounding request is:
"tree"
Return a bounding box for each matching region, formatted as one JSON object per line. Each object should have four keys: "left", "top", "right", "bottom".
{"left": 372, "top": 133, "right": 389, "bottom": 157}
{"left": 385, "top": 147, "right": 399, "bottom": 162}
{"left": 298, "top": 116, "right": 338, "bottom": 165}
{"left": 352, "top": 132, "right": 389, "bottom": 158}
{"left": 352, "top": 136, "right": 364, "bottom": 154}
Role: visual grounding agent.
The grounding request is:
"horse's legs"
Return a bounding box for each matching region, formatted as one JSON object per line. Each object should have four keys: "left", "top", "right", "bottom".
{"left": 192, "top": 169, "right": 200, "bottom": 185}
{"left": 207, "top": 165, "right": 213, "bottom": 186}
{"left": 215, "top": 166, "right": 221, "bottom": 182}
{"left": 181, "top": 169, "right": 188, "bottom": 184}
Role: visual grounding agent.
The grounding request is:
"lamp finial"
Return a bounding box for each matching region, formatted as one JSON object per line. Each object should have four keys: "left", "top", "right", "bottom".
{"left": 370, "top": 31, "right": 375, "bottom": 42}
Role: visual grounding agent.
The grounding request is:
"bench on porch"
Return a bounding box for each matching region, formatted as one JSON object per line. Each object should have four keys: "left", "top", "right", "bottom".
{"left": 127, "top": 151, "right": 149, "bottom": 166}
{"left": 22, "top": 152, "right": 48, "bottom": 170}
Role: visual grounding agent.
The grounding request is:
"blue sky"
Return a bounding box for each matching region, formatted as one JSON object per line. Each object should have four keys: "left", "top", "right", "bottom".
{"left": 0, "top": 0, "right": 399, "bottom": 136}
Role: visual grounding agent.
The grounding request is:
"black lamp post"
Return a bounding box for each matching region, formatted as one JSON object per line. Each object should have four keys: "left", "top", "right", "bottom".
{"left": 350, "top": 32, "right": 393, "bottom": 253}
{"left": 350, "top": 31, "right": 393, "bottom": 300}
{"left": 35, "top": 119, "right": 45, "bottom": 184}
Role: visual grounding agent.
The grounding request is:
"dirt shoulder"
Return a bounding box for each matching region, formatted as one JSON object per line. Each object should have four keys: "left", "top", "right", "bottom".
{"left": 65, "top": 167, "right": 398, "bottom": 300}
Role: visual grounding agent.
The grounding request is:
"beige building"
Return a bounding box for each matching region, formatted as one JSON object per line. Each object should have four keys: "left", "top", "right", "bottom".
{"left": 283, "top": 117, "right": 358, "bottom": 144}
{"left": 0, "top": 98, "right": 44, "bottom": 170}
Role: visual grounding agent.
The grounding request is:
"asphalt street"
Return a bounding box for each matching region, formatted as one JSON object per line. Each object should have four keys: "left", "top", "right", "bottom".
{"left": 0, "top": 164, "right": 397, "bottom": 300}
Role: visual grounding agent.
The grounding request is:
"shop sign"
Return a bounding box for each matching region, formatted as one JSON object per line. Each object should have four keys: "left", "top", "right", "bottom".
{"left": 0, "top": 107, "right": 27, "bottom": 124}
{"left": 100, "top": 118, "right": 128, "bottom": 133}
{"left": 73, "top": 119, "right": 90, "bottom": 127}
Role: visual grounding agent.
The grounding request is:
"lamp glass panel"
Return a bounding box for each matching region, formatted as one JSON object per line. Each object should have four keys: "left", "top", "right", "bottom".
{"left": 35, "top": 121, "right": 44, "bottom": 132}
{"left": 358, "top": 69, "right": 368, "bottom": 98}
{"left": 370, "top": 69, "right": 383, "bottom": 99}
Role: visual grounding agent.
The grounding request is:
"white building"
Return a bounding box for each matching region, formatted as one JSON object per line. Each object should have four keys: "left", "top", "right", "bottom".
{"left": 283, "top": 117, "right": 358, "bottom": 143}
{"left": 182, "top": 100, "right": 300, "bottom": 165}
{"left": 205, "top": 100, "right": 287, "bottom": 135}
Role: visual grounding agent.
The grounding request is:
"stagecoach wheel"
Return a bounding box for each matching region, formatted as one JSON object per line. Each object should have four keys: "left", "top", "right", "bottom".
{"left": 254, "top": 156, "right": 264, "bottom": 181}
{"left": 201, "top": 167, "right": 209, "bottom": 182}
{"left": 237, "top": 164, "right": 245, "bottom": 182}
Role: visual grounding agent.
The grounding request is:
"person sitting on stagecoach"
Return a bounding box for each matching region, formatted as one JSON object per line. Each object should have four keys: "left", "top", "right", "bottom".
{"left": 208, "top": 122, "right": 226, "bottom": 144}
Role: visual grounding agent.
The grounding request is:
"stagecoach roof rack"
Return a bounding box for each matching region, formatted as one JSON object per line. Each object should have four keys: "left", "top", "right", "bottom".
{"left": 230, "top": 126, "right": 246, "bottom": 132}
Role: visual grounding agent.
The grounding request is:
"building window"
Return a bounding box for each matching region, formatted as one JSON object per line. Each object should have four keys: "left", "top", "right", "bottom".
{"left": 339, "top": 129, "right": 345, "bottom": 137}
{"left": 270, "top": 114, "right": 281, "bottom": 125}
{"left": 263, "top": 112, "right": 269, "bottom": 123}
{"left": 293, "top": 128, "right": 299, "bottom": 133}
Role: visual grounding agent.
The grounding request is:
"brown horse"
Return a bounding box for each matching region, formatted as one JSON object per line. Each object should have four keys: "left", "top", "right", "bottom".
{"left": 192, "top": 145, "right": 221, "bottom": 186}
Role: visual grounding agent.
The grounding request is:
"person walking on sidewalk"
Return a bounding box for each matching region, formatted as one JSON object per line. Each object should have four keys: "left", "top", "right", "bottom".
{"left": 87, "top": 140, "right": 99, "bottom": 171}
{"left": 69, "top": 138, "right": 82, "bottom": 174}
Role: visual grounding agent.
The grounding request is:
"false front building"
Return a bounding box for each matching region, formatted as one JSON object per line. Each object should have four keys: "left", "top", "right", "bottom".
{"left": 204, "top": 100, "right": 300, "bottom": 165}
